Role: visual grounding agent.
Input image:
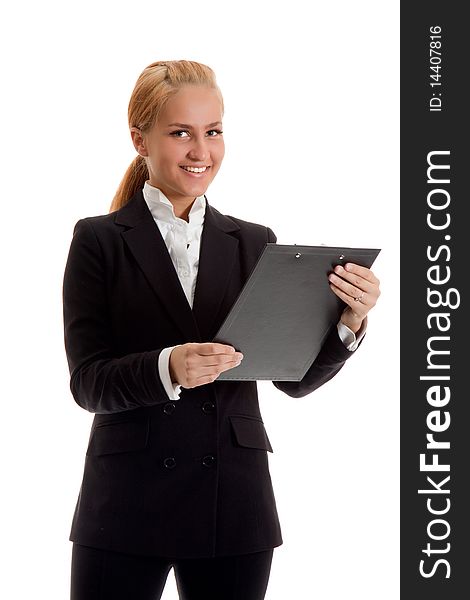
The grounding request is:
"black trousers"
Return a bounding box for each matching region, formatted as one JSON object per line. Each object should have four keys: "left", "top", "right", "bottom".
{"left": 71, "top": 543, "right": 274, "bottom": 600}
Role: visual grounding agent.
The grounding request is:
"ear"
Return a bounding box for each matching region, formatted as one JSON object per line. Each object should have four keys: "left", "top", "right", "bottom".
{"left": 130, "top": 127, "right": 148, "bottom": 157}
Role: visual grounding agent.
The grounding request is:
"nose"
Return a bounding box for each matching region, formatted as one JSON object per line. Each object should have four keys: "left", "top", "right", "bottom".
{"left": 186, "top": 136, "right": 209, "bottom": 162}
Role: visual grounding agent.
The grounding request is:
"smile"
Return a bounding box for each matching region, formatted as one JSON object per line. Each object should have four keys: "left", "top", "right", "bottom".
{"left": 180, "top": 166, "right": 210, "bottom": 173}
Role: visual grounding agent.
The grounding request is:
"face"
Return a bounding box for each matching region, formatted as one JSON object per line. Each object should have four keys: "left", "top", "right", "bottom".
{"left": 131, "top": 85, "right": 225, "bottom": 208}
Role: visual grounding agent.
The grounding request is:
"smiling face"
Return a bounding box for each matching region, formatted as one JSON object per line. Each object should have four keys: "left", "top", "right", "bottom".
{"left": 131, "top": 84, "right": 225, "bottom": 215}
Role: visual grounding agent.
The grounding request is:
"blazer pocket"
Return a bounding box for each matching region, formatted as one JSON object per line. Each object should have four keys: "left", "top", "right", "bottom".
{"left": 229, "top": 415, "right": 273, "bottom": 453}
{"left": 86, "top": 419, "right": 150, "bottom": 457}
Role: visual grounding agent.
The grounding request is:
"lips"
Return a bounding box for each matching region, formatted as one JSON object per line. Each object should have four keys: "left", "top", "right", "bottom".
{"left": 180, "top": 165, "right": 211, "bottom": 176}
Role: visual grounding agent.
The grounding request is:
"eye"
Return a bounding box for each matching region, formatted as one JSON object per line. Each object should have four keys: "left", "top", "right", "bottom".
{"left": 170, "top": 130, "right": 190, "bottom": 138}
{"left": 170, "top": 129, "right": 223, "bottom": 138}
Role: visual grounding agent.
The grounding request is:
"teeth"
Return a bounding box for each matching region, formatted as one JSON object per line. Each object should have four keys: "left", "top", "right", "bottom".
{"left": 181, "top": 166, "right": 208, "bottom": 173}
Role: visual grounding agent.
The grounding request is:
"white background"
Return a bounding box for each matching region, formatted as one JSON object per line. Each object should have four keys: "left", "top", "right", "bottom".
{"left": 1, "top": 1, "right": 399, "bottom": 598}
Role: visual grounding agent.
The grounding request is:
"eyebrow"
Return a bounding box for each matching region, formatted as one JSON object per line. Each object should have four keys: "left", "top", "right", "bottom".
{"left": 166, "top": 121, "right": 222, "bottom": 129}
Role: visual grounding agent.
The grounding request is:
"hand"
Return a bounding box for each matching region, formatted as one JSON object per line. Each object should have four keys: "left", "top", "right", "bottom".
{"left": 169, "top": 342, "right": 243, "bottom": 388}
{"left": 328, "top": 262, "right": 381, "bottom": 333}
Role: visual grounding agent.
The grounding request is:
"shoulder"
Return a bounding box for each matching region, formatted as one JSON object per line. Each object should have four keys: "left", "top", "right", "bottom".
{"left": 70, "top": 209, "right": 121, "bottom": 242}
{"left": 227, "top": 214, "right": 267, "bottom": 233}
{"left": 208, "top": 205, "right": 277, "bottom": 243}
{"left": 228, "top": 215, "right": 277, "bottom": 244}
{"left": 75, "top": 210, "right": 118, "bottom": 232}
{"left": 65, "top": 210, "right": 125, "bottom": 266}
{"left": 71, "top": 188, "right": 144, "bottom": 238}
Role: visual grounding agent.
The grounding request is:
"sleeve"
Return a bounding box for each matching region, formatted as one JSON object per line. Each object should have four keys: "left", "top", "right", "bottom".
{"left": 62, "top": 218, "right": 175, "bottom": 414}
{"left": 266, "top": 225, "right": 364, "bottom": 399}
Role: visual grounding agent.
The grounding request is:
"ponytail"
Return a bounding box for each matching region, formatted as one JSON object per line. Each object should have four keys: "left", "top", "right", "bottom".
{"left": 109, "top": 155, "right": 148, "bottom": 213}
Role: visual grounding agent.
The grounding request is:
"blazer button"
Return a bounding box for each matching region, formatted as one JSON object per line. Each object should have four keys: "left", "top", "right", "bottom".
{"left": 202, "top": 455, "right": 216, "bottom": 468}
{"left": 201, "top": 401, "right": 215, "bottom": 414}
{"left": 163, "top": 457, "right": 176, "bottom": 469}
{"left": 163, "top": 402, "right": 176, "bottom": 415}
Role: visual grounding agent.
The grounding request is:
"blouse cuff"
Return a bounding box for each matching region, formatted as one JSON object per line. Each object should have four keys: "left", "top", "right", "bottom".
{"left": 158, "top": 346, "right": 183, "bottom": 400}
{"left": 336, "top": 318, "right": 367, "bottom": 352}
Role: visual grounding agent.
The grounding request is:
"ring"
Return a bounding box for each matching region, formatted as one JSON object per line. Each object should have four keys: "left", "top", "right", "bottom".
{"left": 354, "top": 291, "right": 365, "bottom": 303}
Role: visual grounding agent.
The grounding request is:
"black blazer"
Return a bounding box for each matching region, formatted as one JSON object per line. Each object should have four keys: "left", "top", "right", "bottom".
{"left": 62, "top": 188, "right": 358, "bottom": 558}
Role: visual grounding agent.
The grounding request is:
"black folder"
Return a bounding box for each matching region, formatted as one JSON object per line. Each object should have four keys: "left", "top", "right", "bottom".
{"left": 213, "top": 244, "right": 381, "bottom": 381}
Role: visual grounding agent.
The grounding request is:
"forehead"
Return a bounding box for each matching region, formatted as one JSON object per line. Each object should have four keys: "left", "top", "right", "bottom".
{"left": 160, "top": 85, "right": 222, "bottom": 126}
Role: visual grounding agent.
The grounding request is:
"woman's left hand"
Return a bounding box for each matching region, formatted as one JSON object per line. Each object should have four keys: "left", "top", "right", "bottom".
{"left": 328, "top": 262, "right": 381, "bottom": 333}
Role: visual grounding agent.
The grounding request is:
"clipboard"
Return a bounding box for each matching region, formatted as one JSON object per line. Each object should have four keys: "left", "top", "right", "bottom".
{"left": 213, "top": 244, "right": 381, "bottom": 381}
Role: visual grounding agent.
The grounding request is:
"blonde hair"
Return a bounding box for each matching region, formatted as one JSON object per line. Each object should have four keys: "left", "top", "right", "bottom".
{"left": 110, "top": 60, "right": 224, "bottom": 212}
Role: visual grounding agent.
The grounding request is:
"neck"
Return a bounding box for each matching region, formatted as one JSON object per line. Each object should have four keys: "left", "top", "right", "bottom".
{"left": 146, "top": 181, "right": 198, "bottom": 222}
{"left": 171, "top": 198, "right": 195, "bottom": 222}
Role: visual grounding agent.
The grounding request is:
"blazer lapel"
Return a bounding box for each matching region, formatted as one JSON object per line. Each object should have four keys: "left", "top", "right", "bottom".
{"left": 192, "top": 202, "right": 240, "bottom": 340}
{"left": 114, "top": 189, "right": 241, "bottom": 342}
{"left": 115, "top": 190, "right": 200, "bottom": 341}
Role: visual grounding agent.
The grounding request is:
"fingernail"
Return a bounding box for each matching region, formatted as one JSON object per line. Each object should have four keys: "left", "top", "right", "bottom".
{"left": 334, "top": 265, "right": 343, "bottom": 274}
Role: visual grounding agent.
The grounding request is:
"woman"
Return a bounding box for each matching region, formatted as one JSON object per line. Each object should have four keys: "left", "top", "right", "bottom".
{"left": 63, "top": 60, "right": 380, "bottom": 600}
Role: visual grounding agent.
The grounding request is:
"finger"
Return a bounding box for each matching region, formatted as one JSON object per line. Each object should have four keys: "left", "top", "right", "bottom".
{"left": 191, "top": 359, "right": 242, "bottom": 386}
{"left": 194, "top": 342, "right": 238, "bottom": 356}
{"left": 195, "top": 358, "right": 243, "bottom": 378}
{"left": 331, "top": 265, "right": 377, "bottom": 294}
{"left": 342, "top": 263, "right": 380, "bottom": 285}
{"left": 185, "top": 349, "right": 243, "bottom": 370}
{"left": 329, "top": 283, "right": 368, "bottom": 317}
{"left": 196, "top": 354, "right": 244, "bottom": 369}
{"left": 328, "top": 272, "right": 370, "bottom": 301}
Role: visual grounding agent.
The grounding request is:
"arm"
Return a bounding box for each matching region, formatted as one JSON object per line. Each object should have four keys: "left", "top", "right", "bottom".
{"left": 266, "top": 227, "right": 378, "bottom": 398}
{"left": 272, "top": 325, "right": 363, "bottom": 398}
{"left": 62, "top": 218, "right": 175, "bottom": 414}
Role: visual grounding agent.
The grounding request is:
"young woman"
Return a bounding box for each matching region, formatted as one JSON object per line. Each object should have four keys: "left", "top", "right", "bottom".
{"left": 63, "top": 60, "right": 380, "bottom": 600}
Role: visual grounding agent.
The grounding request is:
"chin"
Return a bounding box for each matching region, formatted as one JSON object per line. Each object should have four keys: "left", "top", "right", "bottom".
{"left": 184, "top": 184, "right": 209, "bottom": 197}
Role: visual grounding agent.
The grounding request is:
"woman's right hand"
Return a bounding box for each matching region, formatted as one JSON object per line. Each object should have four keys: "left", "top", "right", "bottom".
{"left": 169, "top": 343, "right": 243, "bottom": 388}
